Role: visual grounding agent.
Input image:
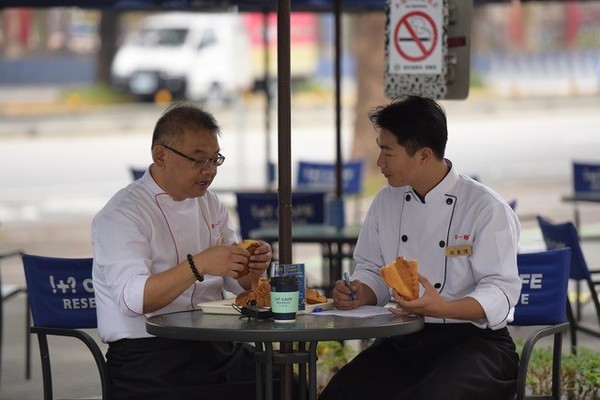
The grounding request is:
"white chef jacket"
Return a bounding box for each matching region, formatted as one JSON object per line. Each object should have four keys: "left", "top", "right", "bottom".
{"left": 352, "top": 162, "right": 521, "bottom": 330}
{"left": 92, "top": 170, "right": 244, "bottom": 343}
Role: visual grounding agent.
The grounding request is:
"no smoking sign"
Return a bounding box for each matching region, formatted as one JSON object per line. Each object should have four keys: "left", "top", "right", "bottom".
{"left": 388, "top": 0, "right": 443, "bottom": 74}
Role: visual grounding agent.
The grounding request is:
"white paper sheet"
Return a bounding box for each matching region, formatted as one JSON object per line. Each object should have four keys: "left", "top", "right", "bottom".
{"left": 310, "top": 305, "right": 393, "bottom": 318}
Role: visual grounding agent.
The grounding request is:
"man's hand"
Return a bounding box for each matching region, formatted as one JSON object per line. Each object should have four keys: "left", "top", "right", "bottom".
{"left": 195, "top": 246, "right": 247, "bottom": 278}
{"left": 332, "top": 278, "right": 376, "bottom": 310}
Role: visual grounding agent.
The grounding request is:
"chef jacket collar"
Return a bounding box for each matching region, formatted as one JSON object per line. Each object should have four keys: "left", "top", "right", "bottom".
{"left": 139, "top": 167, "right": 168, "bottom": 197}
{"left": 416, "top": 159, "right": 458, "bottom": 204}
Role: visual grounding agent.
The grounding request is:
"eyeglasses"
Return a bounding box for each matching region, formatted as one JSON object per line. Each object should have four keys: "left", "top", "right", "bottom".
{"left": 162, "top": 144, "right": 225, "bottom": 168}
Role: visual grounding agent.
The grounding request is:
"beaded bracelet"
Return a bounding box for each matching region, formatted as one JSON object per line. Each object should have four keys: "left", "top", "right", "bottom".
{"left": 187, "top": 254, "right": 204, "bottom": 282}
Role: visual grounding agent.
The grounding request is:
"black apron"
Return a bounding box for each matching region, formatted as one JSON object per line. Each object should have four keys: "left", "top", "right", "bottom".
{"left": 319, "top": 323, "right": 519, "bottom": 400}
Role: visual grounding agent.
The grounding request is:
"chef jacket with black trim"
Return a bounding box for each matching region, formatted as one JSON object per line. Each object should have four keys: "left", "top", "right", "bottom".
{"left": 351, "top": 162, "right": 521, "bottom": 330}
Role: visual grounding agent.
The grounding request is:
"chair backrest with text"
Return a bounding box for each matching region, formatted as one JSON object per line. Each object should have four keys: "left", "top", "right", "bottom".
{"left": 296, "top": 160, "right": 364, "bottom": 195}
{"left": 510, "top": 248, "right": 571, "bottom": 400}
{"left": 22, "top": 254, "right": 110, "bottom": 400}
{"left": 235, "top": 191, "right": 326, "bottom": 239}
{"left": 511, "top": 248, "right": 571, "bottom": 326}
{"left": 573, "top": 161, "right": 600, "bottom": 193}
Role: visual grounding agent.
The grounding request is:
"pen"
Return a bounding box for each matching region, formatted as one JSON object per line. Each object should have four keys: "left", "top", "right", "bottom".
{"left": 343, "top": 272, "right": 356, "bottom": 300}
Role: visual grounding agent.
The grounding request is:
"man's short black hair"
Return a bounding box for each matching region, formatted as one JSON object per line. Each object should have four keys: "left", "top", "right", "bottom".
{"left": 369, "top": 95, "right": 448, "bottom": 159}
{"left": 152, "top": 101, "right": 221, "bottom": 147}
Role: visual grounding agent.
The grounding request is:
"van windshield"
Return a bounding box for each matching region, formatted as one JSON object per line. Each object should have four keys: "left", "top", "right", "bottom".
{"left": 131, "top": 28, "right": 189, "bottom": 47}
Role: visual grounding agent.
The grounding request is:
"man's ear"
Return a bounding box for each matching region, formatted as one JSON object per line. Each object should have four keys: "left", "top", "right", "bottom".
{"left": 419, "top": 147, "right": 433, "bottom": 163}
{"left": 152, "top": 145, "right": 166, "bottom": 167}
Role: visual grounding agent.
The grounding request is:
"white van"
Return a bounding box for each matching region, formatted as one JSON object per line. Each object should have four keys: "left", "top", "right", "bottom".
{"left": 111, "top": 12, "right": 253, "bottom": 103}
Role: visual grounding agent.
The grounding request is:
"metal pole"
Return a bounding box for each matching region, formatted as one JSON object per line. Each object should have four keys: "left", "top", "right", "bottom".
{"left": 334, "top": 0, "right": 343, "bottom": 200}
{"left": 278, "top": 0, "right": 292, "bottom": 265}
{"left": 263, "top": 8, "right": 274, "bottom": 191}
{"left": 277, "top": 1, "right": 294, "bottom": 397}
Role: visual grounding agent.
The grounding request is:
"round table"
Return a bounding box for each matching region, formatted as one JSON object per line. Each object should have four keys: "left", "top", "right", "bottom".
{"left": 146, "top": 310, "right": 424, "bottom": 400}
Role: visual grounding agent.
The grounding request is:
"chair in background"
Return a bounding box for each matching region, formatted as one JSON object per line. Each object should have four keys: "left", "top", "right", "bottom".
{"left": 235, "top": 191, "right": 326, "bottom": 239}
{"left": 0, "top": 249, "right": 30, "bottom": 382}
{"left": 536, "top": 215, "right": 600, "bottom": 351}
{"left": 570, "top": 161, "right": 600, "bottom": 233}
{"left": 510, "top": 248, "right": 571, "bottom": 400}
{"left": 130, "top": 167, "right": 145, "bottom": 181}
{"left": 22, "top": 254, "right": 110, "bottom": 400}
{"left": 296, "top": 160, "right": 365, "bottom": 226}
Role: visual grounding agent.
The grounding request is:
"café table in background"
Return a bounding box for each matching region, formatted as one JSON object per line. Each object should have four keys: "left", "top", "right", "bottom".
{"left": 146, "top": 309, "right": 423, "bottom": 400}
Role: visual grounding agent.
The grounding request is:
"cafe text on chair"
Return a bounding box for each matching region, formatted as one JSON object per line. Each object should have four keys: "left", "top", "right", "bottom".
{"left": 510, "top": 248, "right": 571, "bottom": 400}
{"left": 22, "top": 254, "right": 110, "bottom": 400}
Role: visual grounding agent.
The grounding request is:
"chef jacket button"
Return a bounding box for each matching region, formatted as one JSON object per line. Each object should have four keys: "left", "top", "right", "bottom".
{"left": 401, "top": 235, "right": 408, "bottom": 242}
{"left": 434, "top": 283, "right": 441, "bottom": 289}
{"left": 446, "top": 198, "right": 453, "bottom": 205}
{"left": 439, "top": 240, "right": 445, "bottom": 247}
{"left": 405, "top": 194, "right": 411, "bottom": 201}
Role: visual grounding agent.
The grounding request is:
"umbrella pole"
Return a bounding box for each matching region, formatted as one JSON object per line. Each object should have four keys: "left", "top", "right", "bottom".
{"left": 277, "top": 1, "right": 294, "bottom": 398}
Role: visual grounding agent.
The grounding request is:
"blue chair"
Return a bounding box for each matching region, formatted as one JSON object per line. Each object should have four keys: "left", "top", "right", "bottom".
{"left": 536, "top": 215, "right": 600, "bottom": 351}
{"left": 510, "top": 248, "right": 571, "bottom": 400}
{"left": 130, "top": 167, "right": 145, "bottom": 180}
{"left": 296, "top": 160, "right": 364, "bottom": 196}
{"left": 235, "top": 191, "right": 326, "bottom": 239}
{"left": 22, "top": 254, "right": 110, "bottom": 400}
{"left": 296, "top": 160, "right": 365, "bottom": 226}
{"left": 570, "top": 161, "right": 600, "bottom": 231}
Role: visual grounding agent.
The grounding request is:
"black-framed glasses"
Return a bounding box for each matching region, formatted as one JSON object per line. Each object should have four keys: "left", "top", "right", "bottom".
{"left": 162, "top": 144, "right": 225, "bottom": 168}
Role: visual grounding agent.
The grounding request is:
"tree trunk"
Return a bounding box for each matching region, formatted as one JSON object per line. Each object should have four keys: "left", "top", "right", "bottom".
{"left": 350, "top": 12, "right": 388, "bottom": 180}
{"left": 95, "top": 10, "right": 119, "bottom": 84}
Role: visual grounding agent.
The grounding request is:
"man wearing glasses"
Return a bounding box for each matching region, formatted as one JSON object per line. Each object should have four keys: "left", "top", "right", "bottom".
{"left": 92, "top": 102, "right": 274, "bottom": 398}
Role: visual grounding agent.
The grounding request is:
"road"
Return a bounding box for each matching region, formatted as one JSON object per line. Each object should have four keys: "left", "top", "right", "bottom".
{"left": 1, "top": 96, "right": 599, "bottom": 227}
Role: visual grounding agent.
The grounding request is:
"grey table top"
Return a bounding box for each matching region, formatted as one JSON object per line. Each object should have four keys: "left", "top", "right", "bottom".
{"left": 146, "top": 310, "right": 424, "bottom": 343}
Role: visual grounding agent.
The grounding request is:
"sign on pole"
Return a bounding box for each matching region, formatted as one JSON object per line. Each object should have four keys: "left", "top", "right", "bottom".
{"left": 389, "top": 1, "right": 443, "bottom": 74}
{"left": 385, "top": 0, "right": 473, "bottom": 100}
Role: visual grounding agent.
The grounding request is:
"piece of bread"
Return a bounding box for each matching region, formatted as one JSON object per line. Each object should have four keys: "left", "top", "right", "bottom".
{"left": 380, "top": 256, "right": 419, "bottom": 300}
{"left": 235, "top": 239, "right": 261, "bottom": 277}
{"left": 235, "top": 278, "right": 271, "bottom": 307}
{"left": 306, "top": 288, "right": 327, "bottom": 304}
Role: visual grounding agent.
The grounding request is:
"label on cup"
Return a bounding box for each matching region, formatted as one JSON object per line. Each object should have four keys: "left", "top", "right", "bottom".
{"left": 270, "top": 290, "right": 299, "bottom": 323}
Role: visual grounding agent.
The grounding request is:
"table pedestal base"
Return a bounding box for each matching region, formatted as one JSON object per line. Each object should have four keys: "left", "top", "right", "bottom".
{"left": 254, "top": 341, "right": 318, "bottom": 400}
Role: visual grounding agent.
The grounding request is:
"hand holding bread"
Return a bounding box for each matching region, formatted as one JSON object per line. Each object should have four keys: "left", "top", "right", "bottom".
{"left": 234, "top": 239, "right": 261, "bottom": 277}
{"left": 380, "top": 256, "right": 420, "bottom": 300}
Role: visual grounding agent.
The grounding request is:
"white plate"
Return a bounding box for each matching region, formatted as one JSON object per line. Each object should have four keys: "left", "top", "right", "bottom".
{"left": 198, "top": 298, "right": 334, "bottom": 315}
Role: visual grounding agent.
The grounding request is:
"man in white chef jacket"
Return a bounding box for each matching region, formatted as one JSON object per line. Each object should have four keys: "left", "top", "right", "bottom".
{"left": 319, "top": 96, "right": 522, "bottom": 400}
{"left": 92, "top": 103, "right": 279, "bottom": 399}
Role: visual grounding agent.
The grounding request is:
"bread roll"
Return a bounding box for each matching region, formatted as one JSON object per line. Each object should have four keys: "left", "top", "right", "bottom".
{"left": 235, "top": 239, "right": 261, "bottom": 277}
{"left": 380, "top": 256, "right": 419, "bottom": 300}
{"left": 235, "top": 277, "right": 271, "bottom": 307}
{"left": 306, "top": 288, "right": 327, "bottom": 304}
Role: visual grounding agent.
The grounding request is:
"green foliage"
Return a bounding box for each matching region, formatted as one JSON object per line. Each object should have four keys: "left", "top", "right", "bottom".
{"left": 316, "top": 341, "right": 357, "bottom": 394}
{"left": 60, "top": 83, "right": 134, "bottom": 105}
{"left": 515, "top": 338, "right": 600, "bottom": 400}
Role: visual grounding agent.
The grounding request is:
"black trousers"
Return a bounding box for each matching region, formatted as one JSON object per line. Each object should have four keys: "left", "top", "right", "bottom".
{"left": 319, "top": 324, "right": 519, "bottom": 400}
{"left": 107, "top": 337, "right": 270, "bottom": 400}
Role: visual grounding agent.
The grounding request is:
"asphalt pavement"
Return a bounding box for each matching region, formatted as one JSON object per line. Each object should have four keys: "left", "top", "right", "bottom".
{"left": 1, "top": 89, "right": 600, "bottom": 399}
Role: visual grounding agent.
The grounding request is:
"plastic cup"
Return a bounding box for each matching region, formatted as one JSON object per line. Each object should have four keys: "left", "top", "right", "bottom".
{"left": 270, "top": 276, "right": 299, "bottom": 323}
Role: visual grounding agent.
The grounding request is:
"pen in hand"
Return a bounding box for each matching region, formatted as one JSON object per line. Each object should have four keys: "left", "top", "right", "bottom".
{"left": 343, "top": 272, "right": 356, "bottom": 300}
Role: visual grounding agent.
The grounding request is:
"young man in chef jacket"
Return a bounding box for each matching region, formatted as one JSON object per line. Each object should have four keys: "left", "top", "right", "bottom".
{"left": 320, "top": 95, "right": 522, "bottom": 400}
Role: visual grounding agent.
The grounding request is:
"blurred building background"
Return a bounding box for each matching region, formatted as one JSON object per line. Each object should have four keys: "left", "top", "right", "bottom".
{"left": 1, "top": 2, "right": 599, "bottom": 97}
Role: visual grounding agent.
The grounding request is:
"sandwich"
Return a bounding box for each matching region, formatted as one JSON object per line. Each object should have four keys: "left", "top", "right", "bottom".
{"left": 380, "top": 256, "right": 419, "bottom": 301}
{"left": 235, "top": 239, "right": 261, "bottom": 277}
